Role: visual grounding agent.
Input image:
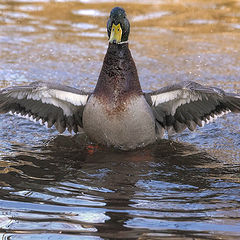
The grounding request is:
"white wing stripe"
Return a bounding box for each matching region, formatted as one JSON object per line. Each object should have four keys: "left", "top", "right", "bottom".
{"left": 10, "top": 89, "right": 88, "bottom": 106}
{"left": 151, "top": 90, "right": 203, "bottom": 105}
{"left": 152, "top": 90, "right": 203, "bottom": 116}
{"left": 48, "top": 89, "right": 89, "bottom": 106}
{"left": 151, "top": 90, "right": 182, "bottom": 105}
{"left": 7, "top": 88, "right": 89, "bottom": 116}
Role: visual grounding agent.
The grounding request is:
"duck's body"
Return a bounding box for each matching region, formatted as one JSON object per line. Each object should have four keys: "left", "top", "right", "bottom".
{"left": 0, "top": 7, "right": 240, "bottom": 150}
{"left": 83, "top": 94, "right": 156, "bottom": 149}
{"left": 83, "top": 43, "right": 156, "bottom": 149}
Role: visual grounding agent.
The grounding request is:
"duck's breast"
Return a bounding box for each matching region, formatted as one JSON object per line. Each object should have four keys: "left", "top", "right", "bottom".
{"left": 82, "top": 95, "right": 156, "bottom": 149}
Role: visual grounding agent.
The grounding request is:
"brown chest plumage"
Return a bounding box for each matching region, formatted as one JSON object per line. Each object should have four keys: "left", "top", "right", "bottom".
{"left": 94, "top": 43, "right": 143, "bottom": 111}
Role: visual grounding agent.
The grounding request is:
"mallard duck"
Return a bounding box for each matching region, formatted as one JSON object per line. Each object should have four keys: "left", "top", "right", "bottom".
{"left": 0, "top": 7, "right": 240, "bottom": 150}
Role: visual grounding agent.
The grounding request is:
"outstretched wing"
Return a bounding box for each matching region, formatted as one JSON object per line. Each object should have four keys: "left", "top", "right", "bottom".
{"left": 0, "top": 81, "right": 91, "bottom": 133}
{"left": 144, "top": 81, "right": 240, "bottom": 136}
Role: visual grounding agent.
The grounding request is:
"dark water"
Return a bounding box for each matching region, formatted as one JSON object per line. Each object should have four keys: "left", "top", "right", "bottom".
{"left": 0, "top": 0, "right": 240, "bottom": 239}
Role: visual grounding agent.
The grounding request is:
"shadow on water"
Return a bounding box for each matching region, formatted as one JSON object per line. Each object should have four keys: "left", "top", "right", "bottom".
{"left": 1, "top": 135, "right": 239, "bottom": 239}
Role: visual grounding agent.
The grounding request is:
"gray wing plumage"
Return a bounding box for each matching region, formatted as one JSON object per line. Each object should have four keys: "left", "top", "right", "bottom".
{"left": 0, "top": 81, "right": 91, "bottom": 133}
{"left": 144, "top": 81, "right": 240, "bottom": 136}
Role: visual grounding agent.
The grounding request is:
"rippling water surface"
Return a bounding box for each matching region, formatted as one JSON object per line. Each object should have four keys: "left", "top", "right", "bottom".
{"left": 0, "top": 0, "right": 240, "bottom": 239}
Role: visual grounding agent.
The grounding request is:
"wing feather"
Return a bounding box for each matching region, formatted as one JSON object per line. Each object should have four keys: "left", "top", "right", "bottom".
{"left": 0, "top": 81, "right": 91, "bottom": 133}
{"left": 145, "top": 81, "right": 240, "bottom": 135}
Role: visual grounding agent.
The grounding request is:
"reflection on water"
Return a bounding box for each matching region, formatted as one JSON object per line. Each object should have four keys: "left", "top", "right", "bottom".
{"left": 1, "top": 136, "right": 240, "bottom": 239}
{"left": 0, "top": 0, "right": 240, "bottom": 239}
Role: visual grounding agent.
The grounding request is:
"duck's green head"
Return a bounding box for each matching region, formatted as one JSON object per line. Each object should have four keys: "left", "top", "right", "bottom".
{"left": 107, "top": 7, "right": 130, "bottom": 44}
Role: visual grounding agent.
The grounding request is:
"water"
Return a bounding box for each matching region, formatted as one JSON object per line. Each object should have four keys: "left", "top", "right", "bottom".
{"left": 0, "top": 0, "right": 240, "bottom": 239}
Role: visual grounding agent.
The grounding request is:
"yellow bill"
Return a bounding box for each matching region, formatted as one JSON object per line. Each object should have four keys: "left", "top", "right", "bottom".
{"left": 109, "top": 23, "right": 122, "bottom": 44}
